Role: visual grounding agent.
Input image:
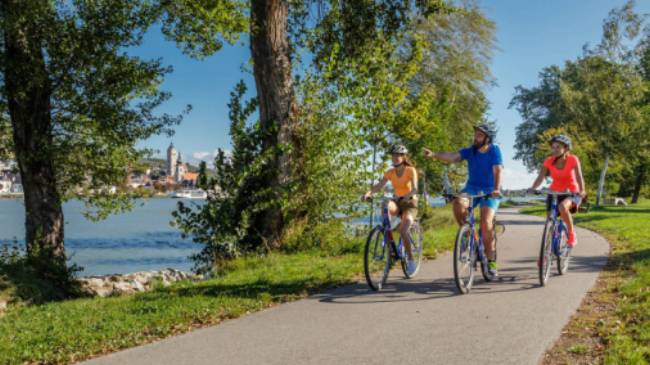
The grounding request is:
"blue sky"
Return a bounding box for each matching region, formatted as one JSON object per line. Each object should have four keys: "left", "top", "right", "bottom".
{"left": 134, "top": 0, "right": 650, "bottom": 189}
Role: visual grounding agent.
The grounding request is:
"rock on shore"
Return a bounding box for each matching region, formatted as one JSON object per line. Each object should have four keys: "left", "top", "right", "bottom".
{"left": 78, "top": 268, "right": 201, "bottom": 297}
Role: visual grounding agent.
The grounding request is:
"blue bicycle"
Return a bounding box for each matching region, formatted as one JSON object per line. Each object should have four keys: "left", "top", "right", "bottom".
{"left": 364, "top": 197, "right": 423, "bottom": 291}
{"left": 453, "top": 193, "right": 498, "bottom": 294}
{"left": 538, "top": 191, "right": 573, "bottom": 286}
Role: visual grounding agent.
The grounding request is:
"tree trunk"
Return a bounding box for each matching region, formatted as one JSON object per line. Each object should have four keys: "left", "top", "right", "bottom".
{"left": 595, "top": 154, "right": 609, "bottom": 207}
{"left": 631, "top": 163, "right": 646, "bottom": 204}
{"left": 2, "top": 1, "right": 65, "bottom": 257}
{"left": 249, "top": 0, "right": 298, "bottom": 248}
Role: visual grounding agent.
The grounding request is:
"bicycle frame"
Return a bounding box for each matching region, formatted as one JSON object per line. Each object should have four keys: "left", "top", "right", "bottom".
{"left": 462, "top": 194, "right": 488, "bottom": 263}
{"left": 376, "top": 198, "right": 405, "bottom": 261}
{"left": 547, "top": 193, "right": 569, "bottom": 257}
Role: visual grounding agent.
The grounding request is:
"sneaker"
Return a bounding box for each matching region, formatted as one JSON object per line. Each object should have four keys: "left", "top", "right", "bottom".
{"left": 407, "top": 259, "right": 418, "bottom": 275}
{"left": 487, "top": 260, "right": 498, "bottom": 277}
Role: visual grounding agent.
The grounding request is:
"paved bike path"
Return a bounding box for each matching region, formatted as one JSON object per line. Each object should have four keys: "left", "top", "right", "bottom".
{"left": 82, "top": 209, "right": 609, "bottom": 365}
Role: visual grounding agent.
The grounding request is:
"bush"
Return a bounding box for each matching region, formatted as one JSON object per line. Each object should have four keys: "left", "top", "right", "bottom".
{"left": 0, "top": 244, "right": 84, "bottom": 305}
{"left": 281, "top": 219, "right": 362, "bottom": 256}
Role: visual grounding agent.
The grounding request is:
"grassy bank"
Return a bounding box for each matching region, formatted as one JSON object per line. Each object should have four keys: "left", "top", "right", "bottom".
{"left": 0, "top": 206, "right": 457, "bottom": 364}
{"left": 522, "top": 201, "right": 650, "bottom": 364}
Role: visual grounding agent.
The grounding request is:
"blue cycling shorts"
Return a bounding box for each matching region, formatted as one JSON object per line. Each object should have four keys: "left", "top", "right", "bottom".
{"left": 460, "top": 186, "right": 500, "bottom": 211}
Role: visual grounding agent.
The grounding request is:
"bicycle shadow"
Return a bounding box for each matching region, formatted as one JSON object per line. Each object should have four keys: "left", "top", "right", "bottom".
{"left": 313, "top": 272, "right": 540, "bottom": 305}
{"left": 497, "top": 220, "right": 546, "bottom": 226}
{"left": 505, "top": 255, "right": 607, "bottom": 274}
{"left": 315, "top": 253, "right": 606, "bottom": 305}
{"left": 313, "top": 277, "right": 457, "bottom": 305}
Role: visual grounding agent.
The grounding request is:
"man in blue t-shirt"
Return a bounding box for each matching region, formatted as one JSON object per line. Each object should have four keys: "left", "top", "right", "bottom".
{"left": 423, "top": 124, "right": 504, "bottom": 277}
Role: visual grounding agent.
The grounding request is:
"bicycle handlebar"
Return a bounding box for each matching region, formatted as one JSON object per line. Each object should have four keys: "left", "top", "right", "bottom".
{"left": 362, "top": 196, "right": 417, "bottom": 204}
{"left": 531, "top": 190, "right": 577, "bottom": 197}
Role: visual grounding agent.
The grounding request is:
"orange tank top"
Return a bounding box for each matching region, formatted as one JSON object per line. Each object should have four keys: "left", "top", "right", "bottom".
{"left": 384, "top": 166, "right": 416, "bottom": 197}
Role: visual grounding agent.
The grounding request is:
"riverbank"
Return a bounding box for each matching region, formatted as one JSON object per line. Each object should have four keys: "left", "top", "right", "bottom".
{"left": 0, "top": 194, "right": 23, "bottom": 199}
{"left": 0, "top": 206, "right": 458, "bottom": 364}
{"left": 522, "top": 200, "right": 650, "bottom": 364}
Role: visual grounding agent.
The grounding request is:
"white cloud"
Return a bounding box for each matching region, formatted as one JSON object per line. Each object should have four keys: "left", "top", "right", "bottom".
{"left": 502, "top": 167, "right": 537, "bottom": 190}
{"left": 192, "top": 151, "right": 211, "bottom": 160}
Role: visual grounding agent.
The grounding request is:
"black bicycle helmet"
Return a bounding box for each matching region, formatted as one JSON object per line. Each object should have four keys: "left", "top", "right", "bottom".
{"left": 389, "top": 144, "right": 408, "bottom": 154}
{"left": 549, "top": 134, "right": 572, "bottom": 150}
{"left": 474, "top": 123, "right": 496, "bottom": 143}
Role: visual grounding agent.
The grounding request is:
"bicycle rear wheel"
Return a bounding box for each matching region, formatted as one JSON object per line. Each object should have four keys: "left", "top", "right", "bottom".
{"left": 453, "top": 224, "right": 475, "bottom": 294}
{"left": 364, "top": 226, "right": 390, "bottom": 291}
{"left": 539, "top": 220, "right": 554, "bottom": 286}
{"left": 401, "top": 221, "right": 423, "bottom": 278}
{"left": 557, "top": 229, "right": 569, "bottom": 275}
{"left": 481, "top": 217, "right": 498, "bottom": 282}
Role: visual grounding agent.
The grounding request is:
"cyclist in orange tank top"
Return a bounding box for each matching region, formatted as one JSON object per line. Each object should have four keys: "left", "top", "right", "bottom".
{"left": 362, "top": 144, "right": 419, "bottom": 275}
{"left": 528, "top": 135, "right": 587, "bottom": 250}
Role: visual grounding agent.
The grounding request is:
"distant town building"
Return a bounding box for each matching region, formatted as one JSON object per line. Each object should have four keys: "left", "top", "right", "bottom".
{"left": 0, "top": 178, "right": 11, "bottom": 194}
{"left": 182, "top": 172, "right": 199, "bottom": 187}
{"left": 175, "top": 153, "right": 186, "bottom": 183}
{"left": 0, "top": 160, "right": 16, "bottom": 173}
{"left": 167, "top": 143, "right": 179, "bottom": 178}
{"left": 126, "top": 172, "right": 151, "bottom": 189}
{"left": 0, "top": 160, "right": 20, "bottom": 195}
{"left": 10, "top": 183, "right": 22, "bottom": 194}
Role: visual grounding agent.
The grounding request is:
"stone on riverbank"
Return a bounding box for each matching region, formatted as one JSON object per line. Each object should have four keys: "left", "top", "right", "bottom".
{"left": 79, "top": 268, "right": 201, "bottom": 298}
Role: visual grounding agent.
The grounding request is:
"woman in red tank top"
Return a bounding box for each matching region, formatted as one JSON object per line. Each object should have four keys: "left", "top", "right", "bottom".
{"left": 528, "top": 135, "right": 586, "bottom": 249}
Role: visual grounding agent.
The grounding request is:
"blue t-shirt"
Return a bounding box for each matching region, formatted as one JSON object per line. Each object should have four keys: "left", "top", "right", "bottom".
{"left": 459, "top": 144, "right": 503, "bottom": 192}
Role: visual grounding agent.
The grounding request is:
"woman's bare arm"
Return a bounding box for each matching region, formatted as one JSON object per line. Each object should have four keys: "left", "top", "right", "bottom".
{"left": 363, "top": 176, "right": 389, "bottom": 200}
{"left": 574, "top": 161, "right": 587, "bottom": 197}
{"left": 529, "top": 166, "right": 548, "bottom": 191}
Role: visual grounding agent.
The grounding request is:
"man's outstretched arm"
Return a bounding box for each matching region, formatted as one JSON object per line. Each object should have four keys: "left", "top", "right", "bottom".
{"left": 423, "top": 148, "right": 462, "bottom": 163}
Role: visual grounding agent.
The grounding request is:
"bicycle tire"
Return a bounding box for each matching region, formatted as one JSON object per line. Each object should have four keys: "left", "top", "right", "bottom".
{"left": 481, "top": 217, "right": 498, "bottom": 282}
{"left": 401, "top": 221, "right": 424, "bottom": 278}
{"left": 557, "top": 229, "right": 570, "bottom": 275}
{"left": 364, "top": 226, "right": 390, "bottom": 291}
{"left": 453, "top": 224, "right": 475, "bottom": 294}
{"left": 539, "top": 220, "right": 554, "bottom": 286}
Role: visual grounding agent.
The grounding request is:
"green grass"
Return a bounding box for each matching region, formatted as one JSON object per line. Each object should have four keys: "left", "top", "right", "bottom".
{"left": 522, "top": 200, "right": 650, "bottom": 364}
{"left": 0, "top": 206, "right": 458, "bottom": 364}
{"left": 568, "top": 344, "right": 590, "bottom": 355}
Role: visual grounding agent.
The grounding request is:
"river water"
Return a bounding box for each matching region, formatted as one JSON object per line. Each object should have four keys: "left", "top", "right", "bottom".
{"left": 0, "top": 198, "right": 202, "bottom": 276}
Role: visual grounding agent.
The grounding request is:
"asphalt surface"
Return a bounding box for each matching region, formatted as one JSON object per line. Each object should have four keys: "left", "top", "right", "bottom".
{"left": 82, "top": 208, "right": 609, "bottom": 365}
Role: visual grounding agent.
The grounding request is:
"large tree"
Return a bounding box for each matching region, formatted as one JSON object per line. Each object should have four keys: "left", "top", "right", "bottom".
{"left": 173, "top": 1, "right": 501, "bottom": 272}
{"left": 510, "top": 65, "right": 569, "bottom": 172}
{"left": 239, "top": 0, "right": 455, "bottom": 247}
{"left": 511, "top": 0, "right": 650, "bottom": 205}
{"left": 0, "top": 0, "right": 246, "bottom": 258}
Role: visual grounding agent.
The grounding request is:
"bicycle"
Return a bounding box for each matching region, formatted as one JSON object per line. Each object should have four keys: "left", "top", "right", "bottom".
{"left": 363, "top": 197, "right": 424, "bottom": 291}
{"left": 538, "top": 191, "right": 574, "bottom": 286}
{"left": 452, "top": 193, "right": 499, "bottom": 294}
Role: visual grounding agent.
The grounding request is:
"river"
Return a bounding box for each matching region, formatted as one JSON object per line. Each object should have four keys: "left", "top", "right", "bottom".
{"left": 0, "top": 198, "right": 202, "bottom": 276}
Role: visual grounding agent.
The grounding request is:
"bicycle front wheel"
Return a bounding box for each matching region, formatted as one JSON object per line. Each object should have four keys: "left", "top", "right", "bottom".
{"left": 401, "top": 221, "right": 423, "bottom": 278}
{"left": 539, "top": 220, "right": 555, "bottom": 286}
{"left": 453, "top": 224, "right": 475, "bottom": 294}
{"left": 364, "top": 226, "right": 390, "bottom": 291}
